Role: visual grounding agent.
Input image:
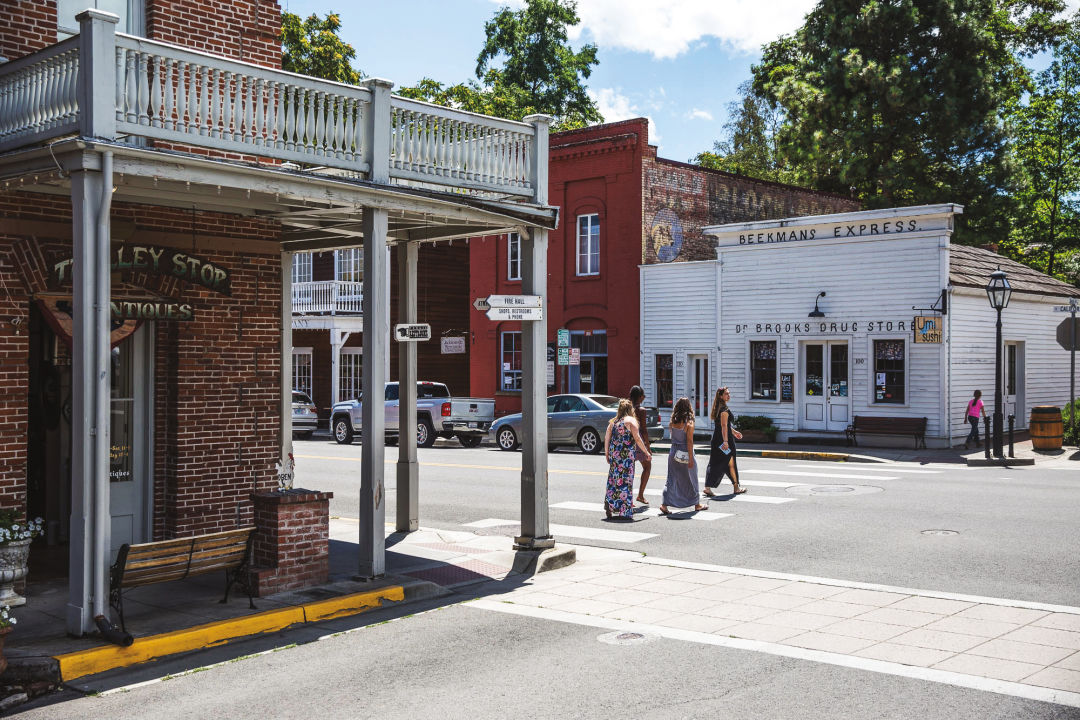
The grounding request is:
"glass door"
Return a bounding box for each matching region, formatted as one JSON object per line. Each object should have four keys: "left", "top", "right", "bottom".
{"left": 687, "top": 355, "right": 710, "bottom": 426}
{"left": 1004, "top": 342, "right": 1024, "bottom": 426}
{"left": 801, "top": 341, "right": 849, "bottom": 432}
{"left": 109, "top": 326, "right": 151, "bottom": 557}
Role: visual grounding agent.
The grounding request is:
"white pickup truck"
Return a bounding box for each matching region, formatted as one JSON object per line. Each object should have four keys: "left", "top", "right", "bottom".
{"left": 330, "top": 382, "right": 495, "bottom": 448}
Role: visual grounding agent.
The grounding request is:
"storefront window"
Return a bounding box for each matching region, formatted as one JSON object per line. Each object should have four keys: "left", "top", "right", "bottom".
{"left": 507, "top": 233, "right": 521, "bottom": 281}
{"left": 751, "top": 341, "right": 777, "bottom": 399}
{"left": 339, "top": 349, "right": 362, "bottom": 402}
{"left": 570, "top": 330, "right": 607, "bottom": 394}
{"left": 655, "top": 354, "right": 673, "bottom": 408}
{"left": 501, "top": 331, "right": 522, "bottom": 391}
{"left": 805, "top": 344, "right": 823, "bottom": 396}
{"left": 293, "top": 348, "right": 312, "bottom": 397}
{"left": 873, "top": 340, "right": 905, "bottom": 404}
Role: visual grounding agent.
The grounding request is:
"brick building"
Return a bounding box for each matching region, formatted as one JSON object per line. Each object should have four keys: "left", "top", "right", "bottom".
{"left": 469, "top": 118, "right": 859, "bottom": 421}
{"left": 0, "top": 0, "right": 553, "bottom": 635}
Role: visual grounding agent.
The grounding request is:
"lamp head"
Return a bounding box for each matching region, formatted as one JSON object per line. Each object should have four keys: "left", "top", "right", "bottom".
{"left": 808, "top": 291, "right": 826, "bottom": 318}
{"left": 985, "top": 268, "right": 1011, "bottom": 310}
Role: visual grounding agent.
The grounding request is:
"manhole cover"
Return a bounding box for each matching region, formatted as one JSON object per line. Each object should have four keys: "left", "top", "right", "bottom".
{"left": 598, "top": 630, "right": 652, "bottom": 646}
{"left": 922, "top": 529, "right": 959, "bottom": 536}
{"left": 786, "top": 484, "right": 884, "bottom": 496}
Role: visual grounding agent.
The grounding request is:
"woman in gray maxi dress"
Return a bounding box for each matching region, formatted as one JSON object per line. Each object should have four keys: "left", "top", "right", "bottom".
{"left": 660, "top": 397, "right": 707, "bottom": 514}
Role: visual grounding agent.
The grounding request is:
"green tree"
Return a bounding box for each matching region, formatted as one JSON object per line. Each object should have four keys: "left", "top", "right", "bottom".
{"left": 752, "top": 0, "right": 1065, "bottom": 242}
{"left": 280, "top": 12, "right": 362, "bottom": 84}
{"left": 694, "top": 81, "right": 793, "bottom": 183}
{"left": 1007, "top": 13, "right": 1080, "bottom": 277}
{"left": 400, "top": 0, "right": 602, "bottom": 130}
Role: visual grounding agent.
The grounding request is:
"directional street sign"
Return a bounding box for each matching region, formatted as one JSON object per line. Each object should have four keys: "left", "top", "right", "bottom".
{"left": 472, "top": 297, "right": 491, "bottom": 312}
{"left": 557, "top": 328, "right": 570, "bottom": 347}
{"left": 394, "top": 323, "right": 432, "bottom": 342}
{"left": 557, "top": 347, "right": 569, "bottom": 365}
{"left": 485, "top": 294, "right": 542, "bottom": 308}
{"left": 485, "top": 306, "right": 543, "bottom": 322}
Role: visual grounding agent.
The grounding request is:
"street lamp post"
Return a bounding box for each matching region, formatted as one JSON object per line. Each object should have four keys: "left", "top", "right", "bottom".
{"left": 985, "top": 268, "right": 1012, "bottom": 459}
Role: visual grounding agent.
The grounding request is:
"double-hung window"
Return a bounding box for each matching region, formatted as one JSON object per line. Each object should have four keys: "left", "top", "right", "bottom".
{"left": 655, "top": 354, "right": 673, "bottom": 409}
{"left": 339, "top": 348, "right": 363, "bottom": 403}
{"left": 292, "top": 253, "right": 312, "bottom": 285}
{"left": 500, "top": 331, "right": 522, "bottom": 391}
{"left": 750, "top": 341, "right": 778, "bottom": 399}
{"left": 336, "top": 248, "right": 362, "bottom": 283}
{"left": 292, "top": 348, "right": 313, "bottom": 398}
{"left": 507, "top": 233, "right": 521, "bottom": 281}
{"left": 576, "top": 214, "right": 600, "bottom": 276}
{"left": 57, "top": 0, "right": 143, "bottom": 37}
{"left": 873, "top": 340, "right": 905, "bottom": 404}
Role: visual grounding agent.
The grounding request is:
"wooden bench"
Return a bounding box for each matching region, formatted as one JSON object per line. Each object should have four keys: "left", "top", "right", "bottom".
{"left": 109, "top": 527, "right": 256, "bottom": 631}
{"left": 846, "top": 416, "right": 928, "bottom": 449}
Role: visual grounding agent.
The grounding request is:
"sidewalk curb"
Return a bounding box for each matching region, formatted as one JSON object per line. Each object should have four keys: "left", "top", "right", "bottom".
{"left": 966, "top": 457, "right": 1037, "bottom": 467}
{"left": 53, "top": 584, "right": 407, "bottom": 683}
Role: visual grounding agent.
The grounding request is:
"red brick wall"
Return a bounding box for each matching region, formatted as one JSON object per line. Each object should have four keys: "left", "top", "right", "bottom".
{"left": 0, "top": 0, "right": 56, "bottom": 61}
{"left": 0, "top": 192, "right": 283, "bottom": 537}
{"left": 249, "top": 489, "right": 330, "bottom": 595}
{"left": 147, "top": 0, "right": 282, "bottom": 68}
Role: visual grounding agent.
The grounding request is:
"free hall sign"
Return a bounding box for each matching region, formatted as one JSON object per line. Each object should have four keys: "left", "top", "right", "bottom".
{"left": 52, "top": 244, "right": 232, "bottom": 296}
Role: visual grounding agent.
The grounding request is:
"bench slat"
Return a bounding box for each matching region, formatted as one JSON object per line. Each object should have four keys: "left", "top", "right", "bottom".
{"left": 114, "top": 528, "right": 255, "bottom": 588}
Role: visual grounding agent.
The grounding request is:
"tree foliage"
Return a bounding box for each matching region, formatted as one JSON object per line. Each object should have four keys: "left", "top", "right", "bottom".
{"left": 280, "top": 12, "right": 362, "bottom": 85}
{"left": 400, "top": 0, "right": 602, "bottom": 130}
{"left": 693, "top": 81, "right": 794, "bottom": 183}
{"left": 745, "top": 0, "right": 1065, "bottom": 242}
{"left": 1007, "top": 13, "right": 1080, "bottom": 278}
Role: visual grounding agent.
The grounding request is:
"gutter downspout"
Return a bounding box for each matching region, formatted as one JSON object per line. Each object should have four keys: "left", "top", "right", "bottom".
{"left": 91, "top": 150, "right": 132, "bottom": 646}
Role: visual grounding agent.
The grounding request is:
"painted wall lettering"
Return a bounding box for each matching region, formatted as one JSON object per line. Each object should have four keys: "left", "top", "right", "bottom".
{"left": 53, "top": 244, "right": 232, "bottom": 296}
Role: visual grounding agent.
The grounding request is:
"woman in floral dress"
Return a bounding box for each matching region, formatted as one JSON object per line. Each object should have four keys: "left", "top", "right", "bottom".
{"left": 604, "top": 399, "right": 652, "bottom": 519}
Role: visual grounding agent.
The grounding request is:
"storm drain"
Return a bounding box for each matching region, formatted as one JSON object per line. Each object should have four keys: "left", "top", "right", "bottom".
{"left": 921, "top": 529, "right": 960, "bottom": 536}
{"left": 598, "top": 631, "right": 652, "bottom": 646}
{"left": 786, "top": 484, "right": 883, "bottom": 496}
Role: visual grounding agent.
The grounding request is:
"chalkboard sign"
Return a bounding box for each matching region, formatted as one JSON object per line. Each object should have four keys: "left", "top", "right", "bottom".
{"left": 780, "top": 373, "right": 794, "bottom": 402}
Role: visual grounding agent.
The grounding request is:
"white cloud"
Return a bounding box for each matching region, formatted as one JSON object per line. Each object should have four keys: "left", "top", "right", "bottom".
{"left": 588, "top": 88, "right": 661, "bottom": 145}
{"left": 688, "top": 108, "right": 713, "bottom": 121}
{"left": 571, "top": 0, "right": 817, "bottom": 59}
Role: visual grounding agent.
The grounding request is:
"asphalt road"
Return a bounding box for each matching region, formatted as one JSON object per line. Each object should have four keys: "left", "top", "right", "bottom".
{"left": 292, "top": 438, "right": 1080, "bottom": 606}
{"left": 21, "top": 598, "right": 1077, "bottom": 720}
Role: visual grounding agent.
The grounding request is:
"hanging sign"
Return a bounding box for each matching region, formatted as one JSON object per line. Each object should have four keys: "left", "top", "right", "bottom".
{"left": 395, "top": 323, "right": 432, "bottom": 342}
{"left": 913, "top": 316, "right": 942, "bottom": 344}
{"left": 441, "top": 336, "right": 466, "bottom": 354}
{"left": 484, "top": 294, "right": 542, "bottom": 308}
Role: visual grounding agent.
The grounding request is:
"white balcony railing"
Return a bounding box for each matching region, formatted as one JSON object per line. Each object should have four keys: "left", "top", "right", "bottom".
{"left": 0, "top": 11, "right": 548, "bottom": 200}
{"left": 292, "top": 280, "right": 363, "bottom": 315}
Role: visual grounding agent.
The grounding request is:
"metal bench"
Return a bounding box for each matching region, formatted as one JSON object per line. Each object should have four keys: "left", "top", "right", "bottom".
{"left": 109, "top": 527, "right": 256, "bottom": 632}
{"left": 846, "top": 416, "right": 928, "bottom": 449}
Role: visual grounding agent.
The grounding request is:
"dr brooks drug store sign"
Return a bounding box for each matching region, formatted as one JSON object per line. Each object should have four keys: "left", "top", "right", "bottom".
{"left": 639, "top": 203, "right": 1080, "bottom": 446}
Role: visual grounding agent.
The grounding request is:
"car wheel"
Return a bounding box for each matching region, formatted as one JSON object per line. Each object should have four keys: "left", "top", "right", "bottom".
{"left": 578, "top": 427, "right": 601, "bottom": 454}
{"left": 417, "top": 418, "right": 437, "bottom": 448}
{"left": 458, "top": 435, "right": 482, "bottom": 448}
{"left": 496, "top": 427, "right": 519, "bottom": 451}
{"left": 333, "top": 417, "right": 353, "bottom": 445}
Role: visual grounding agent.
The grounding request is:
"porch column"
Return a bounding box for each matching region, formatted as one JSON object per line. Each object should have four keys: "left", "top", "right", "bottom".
{"left": 330, "top": 330, "right": 342, "bottom": 404}
{"left": 396, "top": 241, "right": 419, "bottom": 532}
{"left": 280, "top": 251, "right": 293, "bottom": 471}
{"left": 515, "top": 226, "right": 553, "bottom": 550}
{"left": 66, "top": 165, "right": 111, "bottom": 635}
{"left": 358, "top": 207, "right": 390, "bottom": 578}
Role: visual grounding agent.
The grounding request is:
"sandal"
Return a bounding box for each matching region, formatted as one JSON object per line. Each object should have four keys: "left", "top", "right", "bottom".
{"left": 694, "top": 504, "right": 707, "bottom": 512}
{"left": 658, "top": 506, "right": 671, "bottom": 516}
{"left": 732, "top": 485, "right": 748, "bottom": 495}
{"left": 703, "top": 489, "right": 717, "bottom": 497}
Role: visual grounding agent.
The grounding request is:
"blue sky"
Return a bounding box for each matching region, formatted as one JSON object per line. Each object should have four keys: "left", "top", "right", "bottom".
{"left": 280, "top": 0, "right": 1079, "bottom": 165}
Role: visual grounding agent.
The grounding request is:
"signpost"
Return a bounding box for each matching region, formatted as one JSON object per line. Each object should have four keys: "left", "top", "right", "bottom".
{"left": 1056, "top": 298, "right": 1079, "bottom": 440}
{"left": 394, "top": 323, "right": 431, "bottom": 342}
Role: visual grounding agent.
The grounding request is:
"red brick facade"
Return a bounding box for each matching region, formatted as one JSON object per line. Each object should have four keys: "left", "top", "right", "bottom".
{"left": 248, "top": 489, "right": 331, "bottom": 596}
{"left": 470, "top": 119, "right": 860, "bottom": 416}
{"left": 0, "top": 0, "right": 56, "bottom": 61}
{"left": 147, "top": 0, "right": 282, "bottom": 68}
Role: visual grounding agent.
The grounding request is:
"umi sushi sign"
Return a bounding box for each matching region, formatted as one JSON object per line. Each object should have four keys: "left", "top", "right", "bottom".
{"left": 913, "top": 316, "right": 942, "bottom": 344}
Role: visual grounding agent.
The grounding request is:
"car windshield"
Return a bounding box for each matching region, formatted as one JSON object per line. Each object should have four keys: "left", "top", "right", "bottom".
{"left": 588, "top": 395, "right": 620, "bottom": 409}
{"left": 292, "top": 391, "right": 312, "bottom": 405}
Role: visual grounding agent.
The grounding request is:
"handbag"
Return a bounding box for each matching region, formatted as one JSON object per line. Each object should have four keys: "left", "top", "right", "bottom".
{"left": 673, "top": 449, "right": 690, "bottom": 464}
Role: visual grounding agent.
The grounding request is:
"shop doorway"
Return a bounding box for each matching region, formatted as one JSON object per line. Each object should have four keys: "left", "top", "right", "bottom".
{"left": 1004, "top": 341, "right": 1025, "bottom": 427}
{"left": 568, "top": 330, "right": 607, "bottom": 394}
{"left": 800, "top": 340, "right": 850, "bottom": 432}
{"left": 108, "top": 327, "right": 153, "bottom": 556}
{"left": 687, "top": 354, "right": 710, "bottom": 427}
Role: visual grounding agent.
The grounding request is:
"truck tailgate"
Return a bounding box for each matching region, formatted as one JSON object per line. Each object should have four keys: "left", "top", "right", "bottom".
{"left": 450, "top": 398, "right": 495, "bottom": 422}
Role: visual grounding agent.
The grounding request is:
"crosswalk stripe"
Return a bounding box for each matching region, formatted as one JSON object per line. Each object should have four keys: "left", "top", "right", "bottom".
{"left": 462, "top": 518, "right": 658, "bottom": 543}
{"left": 741, "top": 469, "right": 897, "bottom": 481}
{"left": 550, "top": 501, "right": 732, "bottom": 521}
{"left": 789, "top": 464, "right": 939, "bottom": 475}
{"left": 727, "top": 495, "right": 796, "bottom": 504}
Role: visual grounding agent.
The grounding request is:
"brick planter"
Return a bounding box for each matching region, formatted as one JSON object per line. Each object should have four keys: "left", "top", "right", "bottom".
{"left": 248, "top": 489, "right": 333, "bottom": 597}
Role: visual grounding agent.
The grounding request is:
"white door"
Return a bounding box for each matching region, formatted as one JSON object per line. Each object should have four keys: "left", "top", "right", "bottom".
{"left": 687, "top": 354, "right": 710, "bottom": 426}
{"left": 109, "top": 326, "right": 151, "bottom": 557}
{"left": 1005, "top": 342, "right": 1025, "bottom": 427}
{"left": 801, "top": 341, "right": 850, "bottom": 432}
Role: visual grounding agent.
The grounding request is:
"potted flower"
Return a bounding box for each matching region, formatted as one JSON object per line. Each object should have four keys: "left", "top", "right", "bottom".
{"left": 735, "top": 415, "right": 778, "bottom": 443}
{"left": 0, "top": 604, "right": 16, "bottom": 674}
{"left": 0, "top": 510, "right": 43, "bottom": 608}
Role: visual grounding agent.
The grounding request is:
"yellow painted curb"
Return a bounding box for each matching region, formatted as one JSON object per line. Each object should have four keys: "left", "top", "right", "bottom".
{"left": 55, "top": 586, "right": 404, "bottom": 682}
{"left": 760, "top": 450, "right": 849, "bottom": 461}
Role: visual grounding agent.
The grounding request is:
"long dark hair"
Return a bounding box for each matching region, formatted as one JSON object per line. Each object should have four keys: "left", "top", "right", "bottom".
{"left": 710, "top": 387, "right": 729, "bottom": 422}
{"left": 670, "top": 397, "right": 693, "bottom": 426}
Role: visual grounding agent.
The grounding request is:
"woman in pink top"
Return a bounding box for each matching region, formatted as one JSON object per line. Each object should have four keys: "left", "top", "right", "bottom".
{"left": 964, "top": 389, "right": 987, "bottom": 449}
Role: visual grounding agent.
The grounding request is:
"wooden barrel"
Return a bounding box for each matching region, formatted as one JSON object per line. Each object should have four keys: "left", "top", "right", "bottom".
{"left": 1030, "top": 406, "right": 1063, "bottom": 451}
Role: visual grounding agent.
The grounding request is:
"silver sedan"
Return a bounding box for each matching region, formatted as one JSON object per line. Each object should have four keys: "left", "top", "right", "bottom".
{"left": 490, "top": 394, "right": 661, "bottom": 454}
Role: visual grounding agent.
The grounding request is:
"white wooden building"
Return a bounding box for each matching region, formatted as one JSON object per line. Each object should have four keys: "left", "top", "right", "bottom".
{"left": 640, "top": 204, "right": 1080, "bottom": 447}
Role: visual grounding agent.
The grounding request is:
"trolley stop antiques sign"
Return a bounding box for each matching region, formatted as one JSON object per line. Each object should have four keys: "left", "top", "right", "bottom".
{"left": 913, "top": 316, "right": 942, "bottom": 344}
{"left": 53, "top": 244, "right": 232, "bottom": 295}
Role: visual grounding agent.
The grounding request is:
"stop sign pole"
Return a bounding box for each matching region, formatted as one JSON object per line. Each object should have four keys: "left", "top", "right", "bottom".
{"left": 1058, "top": 298, "right": 1080, "bottom": 440}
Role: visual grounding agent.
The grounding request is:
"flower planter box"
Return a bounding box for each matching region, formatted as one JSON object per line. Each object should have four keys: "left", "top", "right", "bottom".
{"left": 738, "top": 429, "right": 776, "bottom": 444}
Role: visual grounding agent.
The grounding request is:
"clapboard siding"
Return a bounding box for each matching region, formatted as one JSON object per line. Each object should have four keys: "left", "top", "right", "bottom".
{"left": 641, "top": 261, "right": 718, "bottom": 427}
{"left": 947, "top": 289, "right": 1078, "bottom": 440}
